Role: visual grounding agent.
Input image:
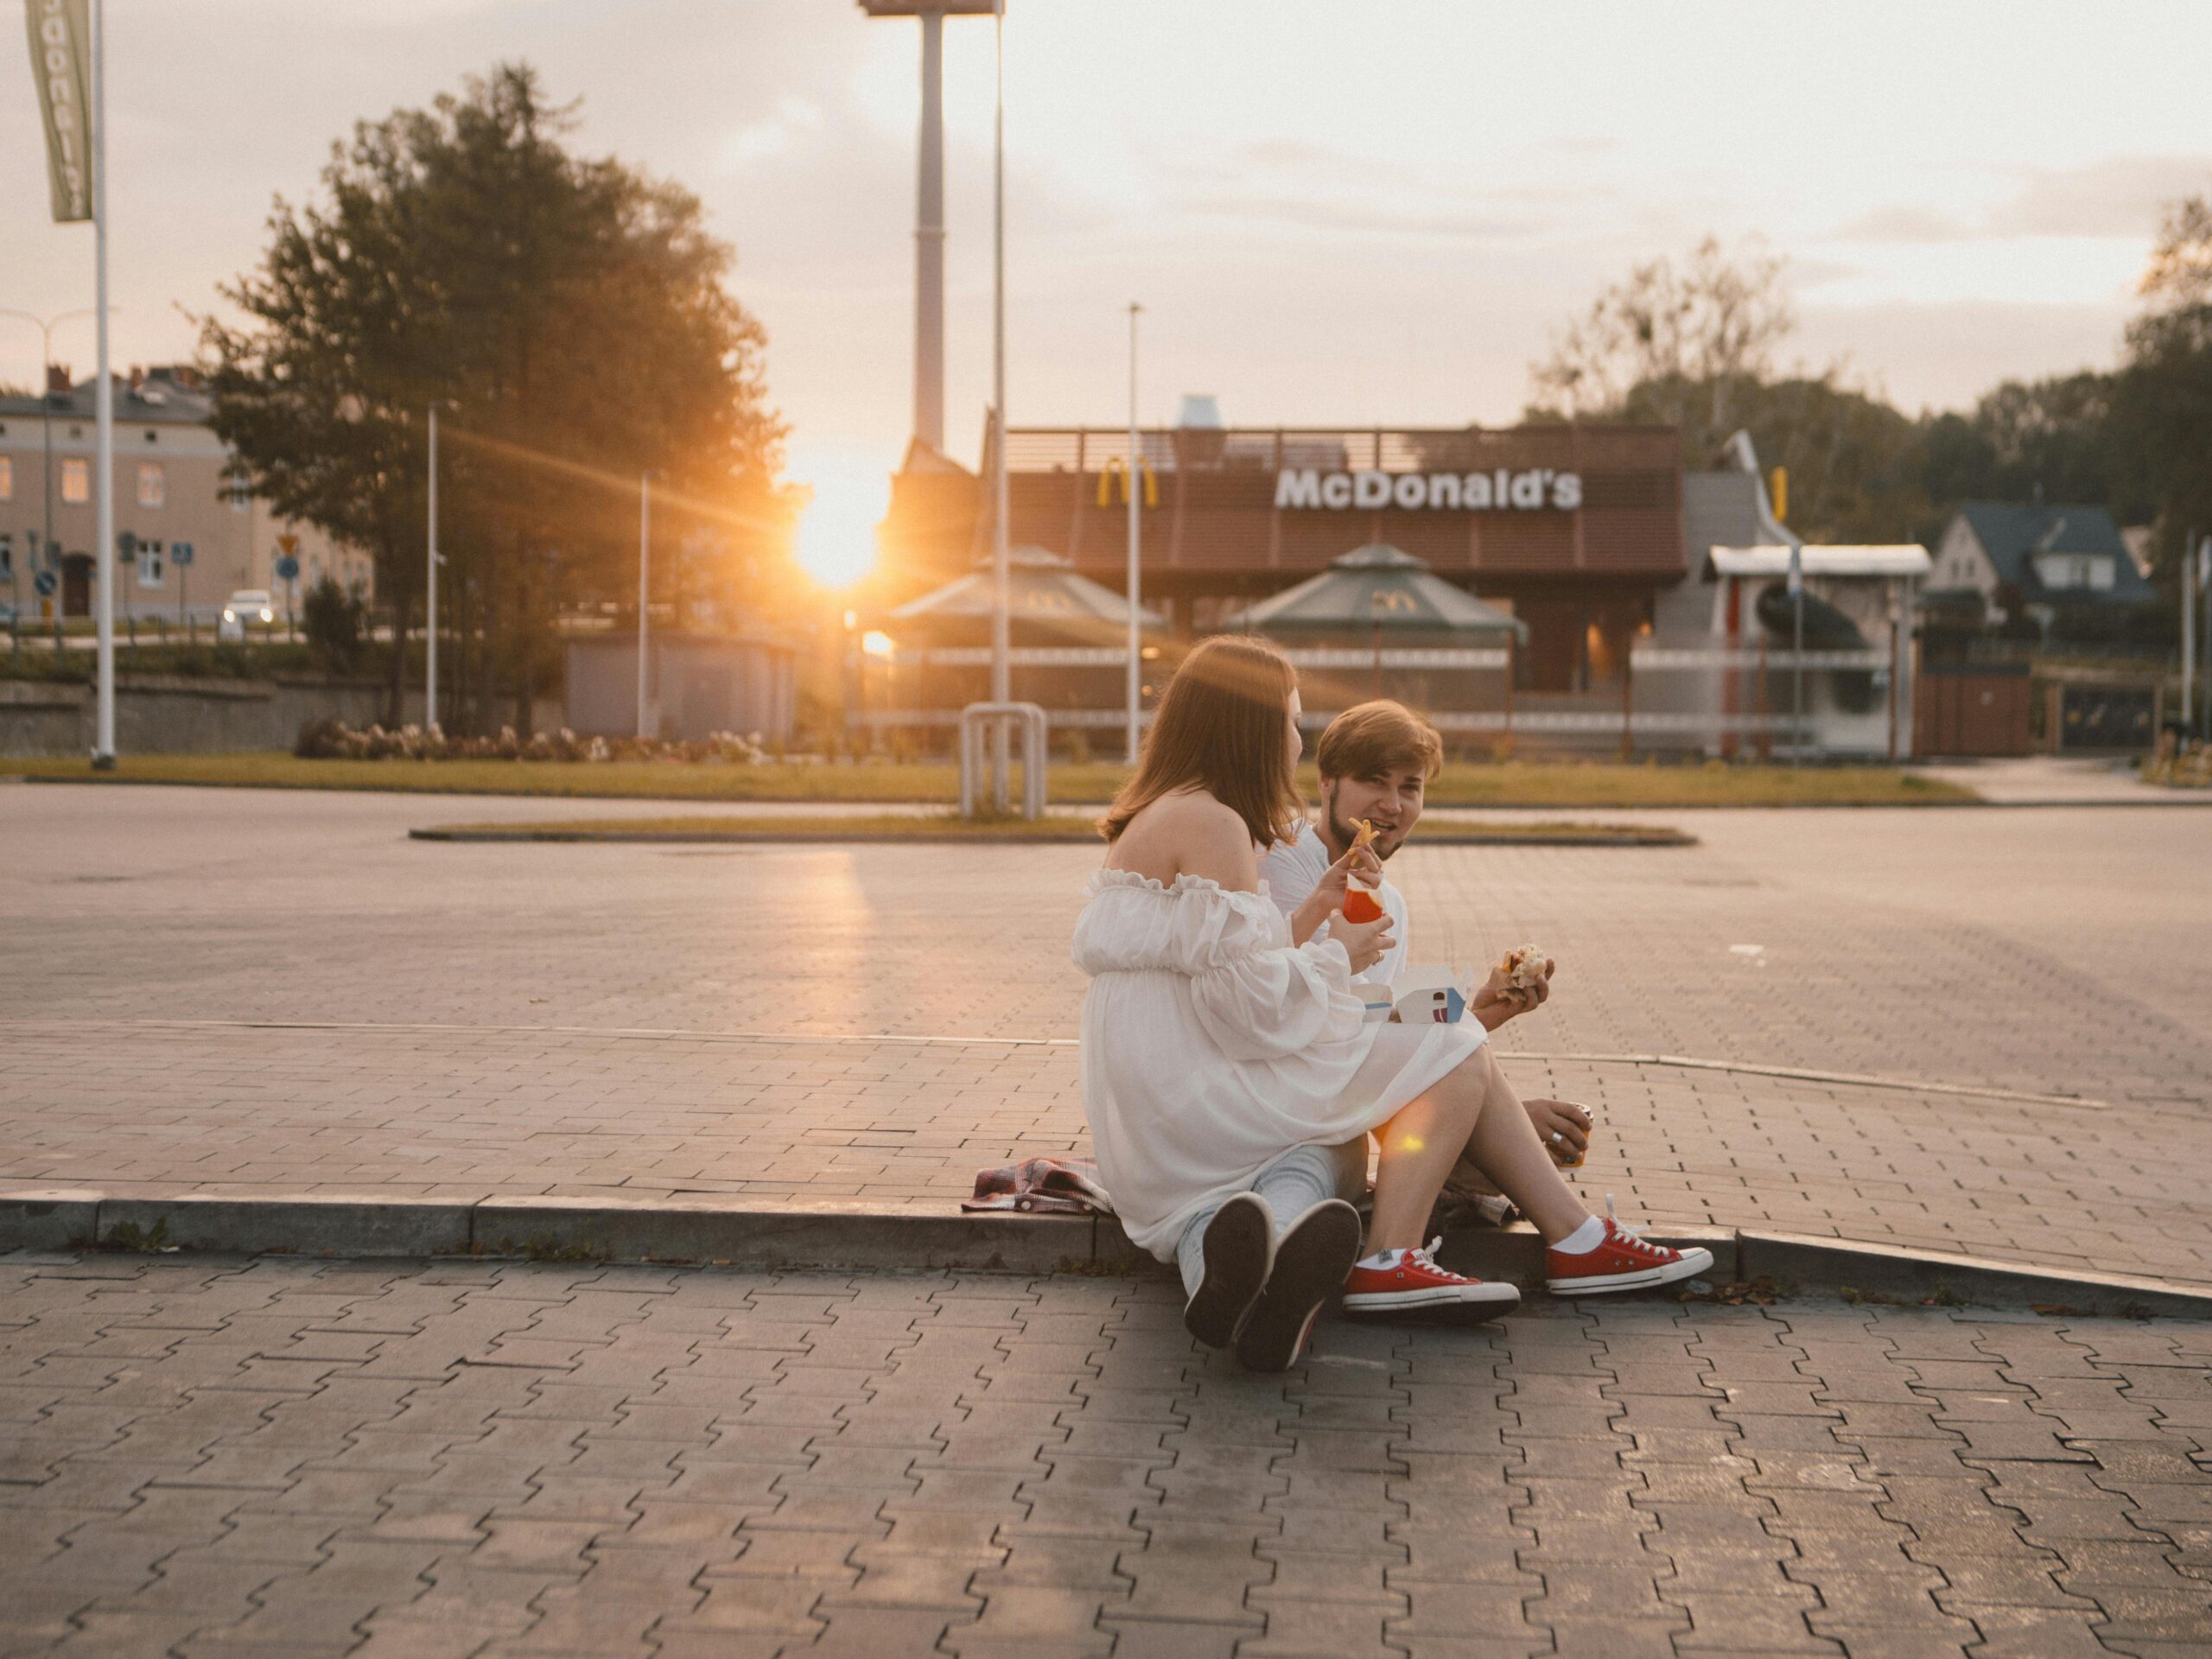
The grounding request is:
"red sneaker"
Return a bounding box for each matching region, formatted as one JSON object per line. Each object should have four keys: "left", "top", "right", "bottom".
{"left": 1546, "top": 1200, "right": 1712, "bottom": 1296}
{"left": 1340, "top": 1238, "right": 1521, "bottom": 1318}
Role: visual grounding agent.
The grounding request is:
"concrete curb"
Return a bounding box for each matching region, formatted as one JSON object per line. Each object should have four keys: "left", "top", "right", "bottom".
{"left": 6, "top": 1187, "right": 2209, "bottom": 1316}
{"left": 408, "top": 827, "right": 1698, "bottom": 849}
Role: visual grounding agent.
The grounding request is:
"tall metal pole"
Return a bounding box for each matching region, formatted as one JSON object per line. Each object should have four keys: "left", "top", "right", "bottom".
{"left": 914, "top": 8, "right": 947, "bottom": 454}
{"left": 2183, "top": 528, "right": 2196, "bottom": 735}
{"left": 1125, "top": 302, "right": 1141, "bottom": 765}
{"left": 90, "top": 0, "right": 116, "bottom": 766}
{"left": 426, "top": 405, "right": 439, "bottom": 730}
{"left": 988, "top": 0, "right": 1010, "bottom": 810}
{"left": 637, "top": 471, "right": 652, "bottom": 741}
{"left": 2201, "top": 536, "right": 2211, "bottom": 743}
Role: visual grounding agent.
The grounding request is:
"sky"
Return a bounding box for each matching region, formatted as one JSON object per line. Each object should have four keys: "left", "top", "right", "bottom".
{"left": 7, "top": 0, "right": 2209, "bottom": 585}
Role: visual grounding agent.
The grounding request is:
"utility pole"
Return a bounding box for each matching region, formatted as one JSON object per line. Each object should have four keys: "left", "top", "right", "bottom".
{"left": 2185, "top": 528, "right": 2196, "bottom": 736}
{"left": 1788, "top": 541, "right": 1805, "bottom": 767}
{"left": 637, "top": 471, "right": 652, "bottom": 741}
{"left": 987, "top": 0, "right": 1010, "bottom": 810}
{"left": 91, "top": 0, "right": 117, "bottom": 767}
{"left": 1125, "top": 302, "right": 1142, "bottom": 765}
{"left": 426, "top": 405, "right": 440, "bottom": 729}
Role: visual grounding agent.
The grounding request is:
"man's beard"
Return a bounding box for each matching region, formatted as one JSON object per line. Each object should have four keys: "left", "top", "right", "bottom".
{"left": 1325, "top": 798, "right": 1400, "bottom": 862}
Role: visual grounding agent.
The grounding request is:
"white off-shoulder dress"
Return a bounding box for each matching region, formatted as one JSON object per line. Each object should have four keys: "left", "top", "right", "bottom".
{"left": 1071, "top": 869, "right": 1484, "bottom": 1259}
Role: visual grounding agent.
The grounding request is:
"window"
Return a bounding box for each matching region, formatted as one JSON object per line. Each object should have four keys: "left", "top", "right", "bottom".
{"left": 0, "top": 455, "right": 11, "bottom": 500}
{"left": 227, "top": 479, "right": 251, "bottom": 514}
{"left": 137, "top": 461, "right": 165, "bottom": 508}
{"left": 137, "top": 542, "right": 164, "bottom": 588}
{"left": 2033, "top": 554, "right": 2116, "bottom": 592}
{"left": 60, "top": 457, "right": 89, "bottom": 505}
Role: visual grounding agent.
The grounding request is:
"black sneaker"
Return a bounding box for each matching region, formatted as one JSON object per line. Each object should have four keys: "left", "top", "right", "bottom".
{"left": 1182, "top": 1192, "right": 1274, "bottom": 1349}
{"left": 1234, "top": 1198, "right": 1363, "bottom": 1373}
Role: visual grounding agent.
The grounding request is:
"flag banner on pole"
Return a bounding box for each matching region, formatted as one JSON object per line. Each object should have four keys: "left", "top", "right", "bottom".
{"left": 23, "top": 0, "right": 92, "bottom": 221}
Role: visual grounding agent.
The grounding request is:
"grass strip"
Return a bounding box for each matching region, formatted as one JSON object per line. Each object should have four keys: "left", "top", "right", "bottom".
{"left": 6, "top": 751, "right": 1979, "bottom": 808}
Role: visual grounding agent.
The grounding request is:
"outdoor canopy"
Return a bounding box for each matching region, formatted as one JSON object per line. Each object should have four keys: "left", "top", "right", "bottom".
{"left": 1231, "top": 542, "right": 1527, "bottom": 640}
{"left": 889, "top": 543, "right": 1164, "bottom": 634}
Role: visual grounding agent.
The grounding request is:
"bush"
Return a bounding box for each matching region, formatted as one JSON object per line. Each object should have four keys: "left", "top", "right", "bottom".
{"left": 302, "top": 576, "right": 367, "bottom": 672}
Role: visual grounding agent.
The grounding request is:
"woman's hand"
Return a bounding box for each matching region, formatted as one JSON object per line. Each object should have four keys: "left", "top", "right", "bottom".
{"left": 1470, "top": 954, "right": 1554, "bottom": 1030}
{"left": 1326, "top": 908, "right": 1395, "bottom": 976}
{"left": 1524, "top": 1097, "right": 1592, "bottom": 1166}
{"left": 1291, "top": 843, "right": 1383, "bottom": 944}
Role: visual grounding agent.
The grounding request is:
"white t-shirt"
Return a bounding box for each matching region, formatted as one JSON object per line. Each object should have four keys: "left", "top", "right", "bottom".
{"left": 1262, "top": 820, "right": 1408, "bottom": 987}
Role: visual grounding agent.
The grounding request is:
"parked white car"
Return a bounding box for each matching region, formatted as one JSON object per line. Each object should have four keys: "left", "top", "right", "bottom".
{"left": 219, "top": 589, "right": 275, "bottom": 642}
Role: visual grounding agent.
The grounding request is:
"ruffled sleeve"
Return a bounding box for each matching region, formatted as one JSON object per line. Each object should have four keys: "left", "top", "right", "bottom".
{"left": 1188, "top": 932, "right": 1358, "bottom": 1060}
{"left": 1072, "top": 870, "right": 1365, "bottom": 1060}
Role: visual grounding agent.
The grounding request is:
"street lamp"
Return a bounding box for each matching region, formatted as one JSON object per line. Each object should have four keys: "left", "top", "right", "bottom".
{"left": 424, "top": 400, "right": 460, "bottom": 732}
{"left": 637, "top": 468, "right": 662, "bottom": 741}
{"left": 0, "top": 308, "right": 101, "bottom": 654}
{"left": 1125, "top": 302, "right": 1142, "bottom": 765}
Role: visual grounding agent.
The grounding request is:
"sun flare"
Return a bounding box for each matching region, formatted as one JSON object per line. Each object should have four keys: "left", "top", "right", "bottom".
{"left": 792, "top": 452, "right": 892, "bottom": 589}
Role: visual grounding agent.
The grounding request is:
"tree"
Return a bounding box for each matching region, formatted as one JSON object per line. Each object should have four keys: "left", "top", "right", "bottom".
{"left": 2113, "top": 193, "right": 2212, "bottom": 591}
{"left": 203, "top": 64, "right": 791, "bottom": 728}
{"left": 1529, "top": 236, "right": 1794, "bottom": 439}
{"left": 1913, "top": 372, "right": 2139, "bottom": 520}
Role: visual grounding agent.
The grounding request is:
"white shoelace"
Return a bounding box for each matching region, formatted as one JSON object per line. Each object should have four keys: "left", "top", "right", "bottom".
{"left": 1605, "top": 1194, "right": 1666, "bottom": 1259}
{"left": 1401, "top": 1236, "right": 1459, "bottom": 1276}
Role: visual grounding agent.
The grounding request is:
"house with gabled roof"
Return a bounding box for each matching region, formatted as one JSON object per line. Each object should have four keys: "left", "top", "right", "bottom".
{"left": 1928, "top": 502, "right": 2158, "bottom": 638}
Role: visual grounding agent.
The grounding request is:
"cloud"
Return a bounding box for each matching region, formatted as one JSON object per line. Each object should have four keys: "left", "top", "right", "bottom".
{"left": 1834, "top": 205, "right": 1971, "bottom": 244}
{"left": 1990, "top": 154, "right": 2212, "bottom": 237}
{"left": 1169, "top": 192, "right": 1551, "bottom": 241}
{"left": 720, "top": 99, "right": 826, "bottom": 169}
{"left": 1835, "top": 155, "right": 2212, "bottom": 245}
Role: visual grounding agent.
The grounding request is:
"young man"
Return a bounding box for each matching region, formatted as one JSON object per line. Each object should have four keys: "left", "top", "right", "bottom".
{"left": 1266, "top": 702, "right": 1680, "bottom": 1313}
{"left": 1262, "top": 699, "right": 1558, "bottom": 1034}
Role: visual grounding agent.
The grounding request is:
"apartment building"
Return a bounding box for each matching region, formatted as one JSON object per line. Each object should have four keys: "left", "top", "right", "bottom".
{"left": 0, "top": 365, "right": 372, "bottom": 623}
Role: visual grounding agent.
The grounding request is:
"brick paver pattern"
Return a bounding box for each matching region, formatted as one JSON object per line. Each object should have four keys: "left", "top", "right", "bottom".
{"left": 3, "top": 786, "right": 2209, "bottom": 1285}
{"left": 3, "top": 1251, "right": 2209, "bottom": 1658}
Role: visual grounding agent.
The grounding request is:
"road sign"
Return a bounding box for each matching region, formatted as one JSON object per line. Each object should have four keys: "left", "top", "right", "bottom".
{"left": 118, "top": 531, "right": 139, "bottom": 556}
{"left": 170, "top": 541, "right": 194, "bottom": 567}
{"left": 275, "top": 555, "right": 300, "bottom": 582}
{"left": 35, "top": 570, "right": 58, "bottom": 598}
{"left": 276, "top": 532, "right": 300, "bottom": 556}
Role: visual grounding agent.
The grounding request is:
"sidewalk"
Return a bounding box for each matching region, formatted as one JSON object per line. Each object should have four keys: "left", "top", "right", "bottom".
{"left": 1915, "top": 756, "right": 2210, "bottom": 806}
{"left": 3, "top": 786, "right": 2209, "bottom": 1292}
{"left": 5, "top": 1016, "right": 2208, "bottom": 1289}
{"left": 3, "top": 1250, "right": 2207, "bottom": 1659}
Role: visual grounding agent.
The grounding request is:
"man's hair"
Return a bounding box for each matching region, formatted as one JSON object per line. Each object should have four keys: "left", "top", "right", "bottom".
{"left": 1101, "top": 634, "right": 1306, "bottom": 848}
{"left": 1315, "top": 700, "right": 1444, "bottom": 783}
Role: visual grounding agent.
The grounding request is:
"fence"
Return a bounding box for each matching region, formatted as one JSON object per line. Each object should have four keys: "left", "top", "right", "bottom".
{"left": 850, "top": 639, "right": 1923, "bottom": 759}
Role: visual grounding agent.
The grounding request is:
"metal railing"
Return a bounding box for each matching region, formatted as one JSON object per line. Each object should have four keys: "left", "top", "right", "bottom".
{"left": 957, "top": 700, "right": 1047, "bottom": 819}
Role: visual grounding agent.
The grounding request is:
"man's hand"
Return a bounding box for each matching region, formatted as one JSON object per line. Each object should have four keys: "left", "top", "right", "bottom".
{"left": 1290, "top": 842, "right": 1383, "bottom": 945}
{"left": 1523, "top": 1097, "right": 1591, "bottom": 1167}
{"left": 1470, "top": 954, "right": 1554, "bottom": 1030}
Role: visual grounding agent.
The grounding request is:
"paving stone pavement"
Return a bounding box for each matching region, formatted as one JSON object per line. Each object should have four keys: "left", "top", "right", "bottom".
{"left": 5, "top": 788, "right": 2211, "bottom": 1288}
{"left": 3, "top": 1250, "right": 2209, "bottom": 1659}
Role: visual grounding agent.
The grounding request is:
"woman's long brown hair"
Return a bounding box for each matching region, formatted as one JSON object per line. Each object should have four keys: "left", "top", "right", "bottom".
{"left": 1101, "top": 634, "right": 1304, "bottom": 848}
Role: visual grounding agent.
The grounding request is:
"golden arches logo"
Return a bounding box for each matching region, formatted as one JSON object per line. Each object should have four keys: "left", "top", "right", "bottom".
{"left": 1096, "top": 458, "right": 1160, "bottom": 509}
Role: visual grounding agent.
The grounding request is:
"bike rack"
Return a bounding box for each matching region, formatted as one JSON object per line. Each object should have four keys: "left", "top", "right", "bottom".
{"left": 958, "top": 700, "right": 1048, "bottom": 820}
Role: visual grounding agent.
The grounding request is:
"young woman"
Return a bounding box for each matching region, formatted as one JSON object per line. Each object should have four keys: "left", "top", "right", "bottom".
{"left": 1072, "top": 635, "right": 1710, "bottom": 1371}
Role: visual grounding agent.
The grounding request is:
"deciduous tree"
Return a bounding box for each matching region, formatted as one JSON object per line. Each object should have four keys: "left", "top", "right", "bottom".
{"left": 203, "top": 64, "right": 791, "bottom": 728}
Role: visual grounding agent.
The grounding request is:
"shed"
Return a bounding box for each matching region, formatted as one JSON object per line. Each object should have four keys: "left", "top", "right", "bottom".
{"left": 565, "top": 629, "right": 798, "bottom": 743}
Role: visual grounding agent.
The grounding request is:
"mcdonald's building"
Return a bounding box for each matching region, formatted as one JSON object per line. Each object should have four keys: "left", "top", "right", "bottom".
{"left": 865, "top": 414, "right": 1688, "bottom": 746}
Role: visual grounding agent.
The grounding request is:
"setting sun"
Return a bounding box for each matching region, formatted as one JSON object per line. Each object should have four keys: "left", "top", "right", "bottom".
{"left": 792, "top": 450, "right": 891, "bottom": 588}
